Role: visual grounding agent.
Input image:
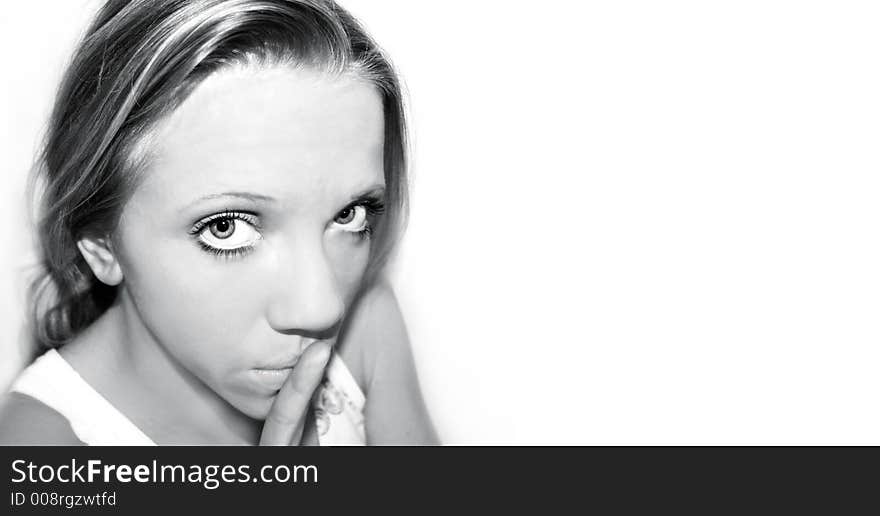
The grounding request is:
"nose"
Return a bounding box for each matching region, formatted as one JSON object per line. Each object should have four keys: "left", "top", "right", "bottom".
{"left": 266, "top": 237, "right": 345, "bottom": 339}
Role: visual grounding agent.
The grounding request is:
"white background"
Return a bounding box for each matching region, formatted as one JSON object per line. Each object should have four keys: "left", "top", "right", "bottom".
{"left": 1, "top": 1, "right": 879, "bottom": 444}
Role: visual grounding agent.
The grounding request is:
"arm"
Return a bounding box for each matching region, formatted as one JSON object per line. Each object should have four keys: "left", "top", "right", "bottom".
{"left": 0, "top": 392, "right": 85, "bottom": 445}
{"left": 343, "top": 280, "right": 439, "bottom": 445}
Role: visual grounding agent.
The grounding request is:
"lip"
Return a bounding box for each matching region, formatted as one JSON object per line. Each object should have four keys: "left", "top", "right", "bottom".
{"left": 257, "top": 337, "right": 332, "bottom": 370}
{"left": 256, "top": 347, "right": 305, "bottom": 370}
{"left": 250, "top": 367, "right": 294, "bottom": 392}
{"left": 250, "top": 340, "right": 326, "bottom": 392}
{"left": 257, "top": 354, "right": 301, "bottom": 370}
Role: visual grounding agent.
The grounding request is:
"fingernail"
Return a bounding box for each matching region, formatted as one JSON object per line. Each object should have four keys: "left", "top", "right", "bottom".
{"left": 311, "top": 341, "right": 332, "bottom": 365}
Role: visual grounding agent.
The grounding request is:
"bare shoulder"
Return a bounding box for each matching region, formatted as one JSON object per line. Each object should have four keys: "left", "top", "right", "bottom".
{"left": 337, "top": 278, "right": 407, "bottom": 390}
{"left": 339, "top": 278, "right": 439, "bottom": 444}
{"left": 0, "top": 392, "right": 84, "bottom": 445}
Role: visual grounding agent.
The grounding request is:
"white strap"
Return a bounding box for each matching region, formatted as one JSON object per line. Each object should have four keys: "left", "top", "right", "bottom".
{"left": 10, "top": 350, "right": 156, "bottom": 445}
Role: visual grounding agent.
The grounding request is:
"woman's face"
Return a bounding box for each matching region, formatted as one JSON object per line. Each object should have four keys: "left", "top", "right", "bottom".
{"left": 112, "top": 66, "right": 385, "bottom": 419}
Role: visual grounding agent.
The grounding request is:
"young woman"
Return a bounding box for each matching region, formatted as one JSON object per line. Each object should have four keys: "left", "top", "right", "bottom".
{"left": 0, "top": 0, "right": 437, "bottom": 445}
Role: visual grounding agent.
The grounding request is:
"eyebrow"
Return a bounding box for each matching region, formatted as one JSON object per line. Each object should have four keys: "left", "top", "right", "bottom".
{"left": 184, "top": 192, "right": 276, "bottom": 210}
{"left": 348, "top": 184, "right": 386, "bottom": 202}
{"left": 183, "top": 185, "right": 386, "bottom": 213}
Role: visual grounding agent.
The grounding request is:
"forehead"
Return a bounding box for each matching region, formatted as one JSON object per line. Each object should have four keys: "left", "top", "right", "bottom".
{"left": 136, "top": 66, "right": 385, "bottom": 214}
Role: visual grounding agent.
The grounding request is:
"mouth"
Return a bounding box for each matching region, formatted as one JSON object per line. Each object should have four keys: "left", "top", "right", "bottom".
{"left": 250, "top": 367, "right": 294, "bottom": 393}
{"left": 250, "top": 348, "right": 305, "bottom": 393}
{"left": 249, "top": 340, "right": 330, "bottom": 392}
{"left": 256, "top": 353, "right": 301, "bottom": 371}
{"left": 256, "top": 344, "right": 307, "bottom": 370}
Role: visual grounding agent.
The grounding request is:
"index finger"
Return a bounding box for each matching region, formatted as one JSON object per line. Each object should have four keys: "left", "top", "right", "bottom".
{"left": 258, "top": 341, "right": 332, "bottom": 446}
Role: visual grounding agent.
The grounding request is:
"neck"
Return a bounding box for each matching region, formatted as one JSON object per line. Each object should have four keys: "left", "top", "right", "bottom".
{"left": 60, "top": 294, "right": 262, "bottom": 445}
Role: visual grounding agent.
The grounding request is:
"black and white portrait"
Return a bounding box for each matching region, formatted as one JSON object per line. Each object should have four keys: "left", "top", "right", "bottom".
{"left": 0, "top": 0, "right": 435, "bottom": 445}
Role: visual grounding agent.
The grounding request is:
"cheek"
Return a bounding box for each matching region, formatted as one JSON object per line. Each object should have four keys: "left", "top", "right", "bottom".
{"left": 118, "top": 236, "right": 268, "bottom": 372}
{"left": 328, "top": 236, "right": 372, "bottom": 304}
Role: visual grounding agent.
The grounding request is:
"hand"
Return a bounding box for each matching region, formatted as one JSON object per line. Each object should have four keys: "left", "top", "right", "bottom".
{"left": 259, "top": 341, "right": 332, "bottom": 445}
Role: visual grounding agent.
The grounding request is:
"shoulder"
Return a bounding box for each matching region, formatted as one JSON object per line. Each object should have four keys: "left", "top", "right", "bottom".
{"left": 351, "top": 278, "right": 405, "bottom": 341}
{"left": 340, "top": 279, "right": 439, "bottom": 444}
{"left": 0, "top": 392, "right": 84, "bottom": 445}
{"left": 337, "top": 278, "right": 408, "bottom": 390}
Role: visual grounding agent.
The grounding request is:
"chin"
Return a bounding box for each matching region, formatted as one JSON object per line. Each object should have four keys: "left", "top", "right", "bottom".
{"left": 226, "top": 391, "right": 276, "bottom": 421}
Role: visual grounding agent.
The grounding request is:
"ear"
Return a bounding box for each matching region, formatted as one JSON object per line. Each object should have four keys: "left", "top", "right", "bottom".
{"left": 76, "top": 236, "right": 123, "bottom": 286}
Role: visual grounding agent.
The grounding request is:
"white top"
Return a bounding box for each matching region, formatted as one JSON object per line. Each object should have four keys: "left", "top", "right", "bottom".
{"left": 9, "top": 349, "right": 366, "bottom": 446}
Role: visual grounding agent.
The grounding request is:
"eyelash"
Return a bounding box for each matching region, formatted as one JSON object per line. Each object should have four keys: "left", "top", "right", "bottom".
{"left": 188, "top": 210, "right": 261, "bottom": 259}
{"left": 195, "top": 239, "right": 257, "bottom": 259}
{"left": 343, "top": 197, "right": 386, "bottom": 241}
{"left": 188, "top": 198, "right": 386, "bottom": 259}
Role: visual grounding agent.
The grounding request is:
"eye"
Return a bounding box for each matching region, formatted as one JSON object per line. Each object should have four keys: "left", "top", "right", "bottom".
{"left": 200, "top": 216, "right": 261, "bottom": 250}
{"left": 209, "top": 218, "right": 235, "bottom": 239}
{"left": 332, "top": 205, "right": 368, "bottom": 232}
{"left": 190, "top": 211, "right": 262, "bottom": 253}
